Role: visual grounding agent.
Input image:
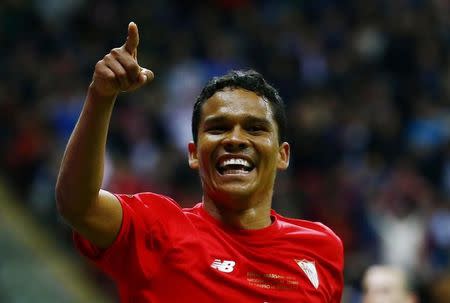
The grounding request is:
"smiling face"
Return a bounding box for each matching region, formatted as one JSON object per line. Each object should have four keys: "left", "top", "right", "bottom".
{"left": 188, "top": 88, "right": 290, "bottom": 211}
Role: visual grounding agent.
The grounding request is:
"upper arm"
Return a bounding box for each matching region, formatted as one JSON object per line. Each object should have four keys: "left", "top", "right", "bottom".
{"left": 66, "top": 189, "right": 123, "bottom": 249}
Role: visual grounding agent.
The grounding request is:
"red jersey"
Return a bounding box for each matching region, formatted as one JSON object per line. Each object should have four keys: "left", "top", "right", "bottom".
{"left": 75, "top": 192, "right": 344, "bottom": 302}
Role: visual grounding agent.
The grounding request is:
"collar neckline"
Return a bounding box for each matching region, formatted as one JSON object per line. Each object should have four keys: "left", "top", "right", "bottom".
{"left": 197, "top": 203, "right": 281, "bottom": 241}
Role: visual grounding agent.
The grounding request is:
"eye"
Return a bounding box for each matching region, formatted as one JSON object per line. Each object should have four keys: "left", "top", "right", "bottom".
{"left": 205, "top": 125, "right": 227, "bottom": 134}
{"left": 247, "top": 125, "right": 267, "bottom": 134}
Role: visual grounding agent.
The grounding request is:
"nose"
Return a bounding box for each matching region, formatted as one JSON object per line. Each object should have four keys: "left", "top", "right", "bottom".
{"left": 222, "top": 126, "right": 248, "bottom": 151}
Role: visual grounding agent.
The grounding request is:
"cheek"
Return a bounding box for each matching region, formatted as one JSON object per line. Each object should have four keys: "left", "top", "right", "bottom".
{"left": 198, "top": 153, "right": 211, "bottom": 169}
{"left": 197, "top": 146, "right": 215, "bottom": 171}
{"left": 197, "top": 135, "right": 221, "bottom": 162}
{"left": 258, "top": 138, "right": 279, "bottom": 157}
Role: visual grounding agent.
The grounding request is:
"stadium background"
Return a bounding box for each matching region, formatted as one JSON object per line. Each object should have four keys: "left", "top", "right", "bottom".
{"left": 1, "top": 0, "right": 449, "bottom": 302}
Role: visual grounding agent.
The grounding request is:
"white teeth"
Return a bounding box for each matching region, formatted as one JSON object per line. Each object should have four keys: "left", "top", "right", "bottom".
{"left": 220, "top": 158, "right": 251, "bottom": 168}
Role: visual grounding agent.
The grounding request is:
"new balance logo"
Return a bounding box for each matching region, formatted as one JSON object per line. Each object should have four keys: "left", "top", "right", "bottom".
{"left": 211, "top": 259, "right": 236, "bottom": 273}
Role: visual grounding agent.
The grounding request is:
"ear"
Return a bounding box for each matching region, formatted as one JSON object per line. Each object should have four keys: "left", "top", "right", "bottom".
{"left": 277, "top": 142, "right": 290, "bottom": 170}
{"left": 188, "top": 141, "right": 199, "bottom": 170}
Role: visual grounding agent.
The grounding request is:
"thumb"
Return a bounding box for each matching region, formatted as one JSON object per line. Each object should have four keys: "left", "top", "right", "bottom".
{"left": 124, "top": 22, "right": 139, "bottom": 55}
{"left": 138, "top": 68, "right": 155, "bottom": 84}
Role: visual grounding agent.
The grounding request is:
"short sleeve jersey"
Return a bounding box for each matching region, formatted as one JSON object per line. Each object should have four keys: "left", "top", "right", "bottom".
{"left": 74, "top": 192, "right": 344, "bottom": 302}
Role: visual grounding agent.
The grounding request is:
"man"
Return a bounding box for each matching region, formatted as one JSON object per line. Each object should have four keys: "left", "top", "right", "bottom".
{"left": 56, "top": 22, "right": 344, "bottom": 302}
{"left": 362, "top": 265, "right": 417, "bottom": 303}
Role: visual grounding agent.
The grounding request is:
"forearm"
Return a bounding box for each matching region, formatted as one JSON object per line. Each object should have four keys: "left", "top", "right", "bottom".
{"left": 56, "top": 86, "right": 117, "bottom": 217}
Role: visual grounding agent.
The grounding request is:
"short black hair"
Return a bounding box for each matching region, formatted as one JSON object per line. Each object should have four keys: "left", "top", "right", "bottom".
{"left": 192, "top": 69, "right": 287, "bottom": 144}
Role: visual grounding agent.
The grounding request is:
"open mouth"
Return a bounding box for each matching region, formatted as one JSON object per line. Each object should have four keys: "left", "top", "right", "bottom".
{"left": 216, "top": 158, "right": 255, "bottom": 175}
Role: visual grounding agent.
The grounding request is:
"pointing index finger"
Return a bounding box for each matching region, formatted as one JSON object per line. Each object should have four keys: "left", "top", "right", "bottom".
{"left": 124, "top": 22, "right": 139, "bottom": 57}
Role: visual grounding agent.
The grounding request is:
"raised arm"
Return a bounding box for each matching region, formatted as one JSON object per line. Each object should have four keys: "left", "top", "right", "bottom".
{"left": 55, "top": 22, "right": 154, "bottom": 248}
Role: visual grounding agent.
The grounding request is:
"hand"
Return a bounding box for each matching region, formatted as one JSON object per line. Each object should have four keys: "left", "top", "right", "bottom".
{"left": 90, "top": 22, "right": 154, "bottom": 98}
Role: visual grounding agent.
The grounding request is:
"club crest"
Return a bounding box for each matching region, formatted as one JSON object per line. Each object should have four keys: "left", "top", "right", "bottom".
{"left": 295, "top": 259, "right": 319, "bottom": 289}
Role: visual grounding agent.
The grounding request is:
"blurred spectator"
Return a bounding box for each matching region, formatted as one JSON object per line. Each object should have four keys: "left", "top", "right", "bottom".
{"left": 362, "top": 265, "right": 417, "bottom": 303}
{"left": 368, "top": 163, "right": 431, "bottom": 277}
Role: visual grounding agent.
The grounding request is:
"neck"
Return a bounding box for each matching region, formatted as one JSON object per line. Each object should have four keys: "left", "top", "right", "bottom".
{"left": 203, "top": 195, "right": 272, "bottom": 230}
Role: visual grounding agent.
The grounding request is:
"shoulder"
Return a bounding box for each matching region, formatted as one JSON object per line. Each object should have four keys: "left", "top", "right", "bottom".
{"left": 114, "top": 192, "right": 184, "bottom": 223}
{"left": 116, "top": 192, "right": 178, "bottom": 205}
{"left": 275, "top": 213, "right": 344, "bottom": 254}
{"left": 115, "top": 192, "right": 180, "bottom": 210}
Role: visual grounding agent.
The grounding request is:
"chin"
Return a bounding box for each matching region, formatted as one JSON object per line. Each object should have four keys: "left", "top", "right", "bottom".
{"left": 211, "top": 186, "right": 255, "bottom": 207}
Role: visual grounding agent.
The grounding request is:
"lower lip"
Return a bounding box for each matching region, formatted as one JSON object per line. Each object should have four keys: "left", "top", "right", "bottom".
{"left": 216, "top": 168, "right": 255, "bottom": 178}
{"left": 223, "top": 169, "right": 250, "bottom": 175}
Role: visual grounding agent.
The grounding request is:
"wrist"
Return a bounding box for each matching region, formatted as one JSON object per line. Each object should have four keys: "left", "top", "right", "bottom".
{"left": 87, "top": 84, "right": 119, "bottom": 105}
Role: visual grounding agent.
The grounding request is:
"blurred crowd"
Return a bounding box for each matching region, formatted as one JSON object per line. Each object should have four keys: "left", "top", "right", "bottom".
{"left": 1, "top": 0, "right": 450, "bottom": 302}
